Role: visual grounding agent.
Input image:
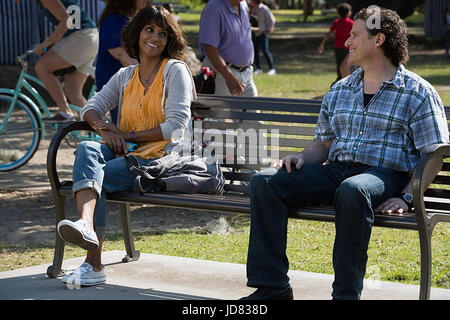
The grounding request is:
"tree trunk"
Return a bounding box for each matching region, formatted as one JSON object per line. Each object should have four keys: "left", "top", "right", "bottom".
{"left": 303, "top": 0, "right": 313, "bottom": 22}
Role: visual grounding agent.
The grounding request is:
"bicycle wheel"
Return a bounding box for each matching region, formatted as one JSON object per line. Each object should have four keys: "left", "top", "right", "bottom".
{"left": 0, "top": 94, "right": 42, "bottom": 171}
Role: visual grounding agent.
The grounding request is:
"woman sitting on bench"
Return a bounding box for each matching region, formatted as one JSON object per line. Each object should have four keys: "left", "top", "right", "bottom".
{"left": 56, "top": 5, "right": 195, "bottom": 287}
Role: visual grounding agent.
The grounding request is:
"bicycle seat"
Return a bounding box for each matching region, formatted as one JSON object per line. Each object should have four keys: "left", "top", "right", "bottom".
{"left": 53, "top": 66, "right": 76, "bottom": 77}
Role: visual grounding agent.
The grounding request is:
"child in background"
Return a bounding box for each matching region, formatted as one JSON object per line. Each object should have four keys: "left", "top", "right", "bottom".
{"left": 318, "top": 2, "right": 354, "bottom": 83}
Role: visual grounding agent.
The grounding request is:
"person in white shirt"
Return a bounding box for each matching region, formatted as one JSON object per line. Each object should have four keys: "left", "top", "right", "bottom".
{"left": 249, "top": 0, "right": 276, "bottom": 75}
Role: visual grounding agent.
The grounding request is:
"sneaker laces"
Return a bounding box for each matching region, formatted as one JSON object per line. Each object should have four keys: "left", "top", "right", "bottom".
{"left": 77, "top": 262, "right": 93, "bottom": 274}
{"left": 75, "top": 219, "right": 93, "bottom": 234}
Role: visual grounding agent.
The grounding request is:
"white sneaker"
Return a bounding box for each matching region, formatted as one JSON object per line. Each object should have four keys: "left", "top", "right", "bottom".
{"left": 57, "top": 219, "right": 99, "bottom": 251}
{"left": 62, "top": 262, "right": 106, "bottom": 287}
{"left": 267, "top": 69, "right": 276, "bottom": 76}
{"left": 254, "top": 68, "right": 263, "bottom": 74}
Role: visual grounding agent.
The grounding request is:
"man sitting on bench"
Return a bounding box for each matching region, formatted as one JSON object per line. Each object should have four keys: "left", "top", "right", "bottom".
{"left": 241, "top": 7, "right": 449, "bottom": 300}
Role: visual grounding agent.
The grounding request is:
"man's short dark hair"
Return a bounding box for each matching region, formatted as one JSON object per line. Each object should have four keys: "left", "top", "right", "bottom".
{"left": 121, "top": 5, "right": 186, "bottom": 61}
{"left": 337, "top": 3, "right": 351, "bottom": 18}
{"left": 354, "top": 7, "right": 409, "bottom": 66}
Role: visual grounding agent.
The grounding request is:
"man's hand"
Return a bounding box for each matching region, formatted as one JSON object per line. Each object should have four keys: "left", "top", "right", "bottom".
{"left": 224, "top": 72, "right": 246, "bottom": 95}
{"left": 202, "top": 44, "right": 246, "bottom": 95}
{"left": 276, "top": 154, "right": 304, "bottom": 173}
{"left": 375, "top": 197, "right": 409, "bottom": 215}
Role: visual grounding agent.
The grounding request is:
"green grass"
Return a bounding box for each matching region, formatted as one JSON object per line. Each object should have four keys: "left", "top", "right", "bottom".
{"left": 404, "top": 12, "right": 426, "bottom": 26}
{"left": 1, "top": 218, "right": 448, "bottom": 288}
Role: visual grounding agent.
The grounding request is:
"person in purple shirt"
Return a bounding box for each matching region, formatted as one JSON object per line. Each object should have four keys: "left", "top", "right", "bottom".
{"left": 199, "top": 0, "right": 258, "bottom": 96}
{"left": 96, "top": 0, "right": 149, "bottom": 124}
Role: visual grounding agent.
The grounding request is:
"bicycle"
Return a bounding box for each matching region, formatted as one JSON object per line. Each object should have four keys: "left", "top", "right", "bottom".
{"left": 0, "top": 49, "right": 101, "bottom": 172}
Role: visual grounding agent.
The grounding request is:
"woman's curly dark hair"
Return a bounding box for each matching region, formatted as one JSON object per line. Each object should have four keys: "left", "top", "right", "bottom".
{"left": 121, "top": 5, "right": 186, "bottom": 61}
{"left": 354, "top": 7, "right": 409, "bottom": 66}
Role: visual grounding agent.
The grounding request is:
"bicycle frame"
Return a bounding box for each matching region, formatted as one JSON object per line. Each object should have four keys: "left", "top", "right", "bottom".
{"left": 0, "top": 49, "right": 101, "bottom": 171}
{"left": 0, "top": 62, "right": 98, "bottom": 139}
{"left": 0, "top": 68, "right": 49, "bottom": 137}
{"left": 18, "top": 70, "right": 53, "bottom": 117}
{"left": 18, "top": 69, "right": 97, "bottom": 114}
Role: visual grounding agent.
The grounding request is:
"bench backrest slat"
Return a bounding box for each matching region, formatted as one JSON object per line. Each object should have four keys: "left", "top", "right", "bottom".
{"left": 192, "top": 95, "right": 450, "bottom": 213}
{"left": 201, "top": 121, "right": 316, "bottom": 136}
{"left": 195, "top": 110, "right": 319, "bottom": 124}
{"left": 423, "top": 201, "right": 450, "bottom": 211}
{"left": 441, "top": 161, "right": 450, "bottom": 171}
{"left": 424, "top": 188, "right": 450, "bottom": 198}
{"left": 445, "top": 108, "right": 450, "bottom": 119}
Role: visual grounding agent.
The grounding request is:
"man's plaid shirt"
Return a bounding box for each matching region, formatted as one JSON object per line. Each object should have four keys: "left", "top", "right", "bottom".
{"left": 314, "top": 65, "right": 449, "bottom": 173}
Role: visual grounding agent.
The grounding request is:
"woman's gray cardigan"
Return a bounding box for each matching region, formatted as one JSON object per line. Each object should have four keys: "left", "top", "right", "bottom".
{"left": 80, "top": 59, "right": 196, "bottom": 154}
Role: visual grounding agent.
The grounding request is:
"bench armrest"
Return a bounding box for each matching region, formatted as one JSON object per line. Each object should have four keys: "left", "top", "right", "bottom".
{"left": 46, "top": 121, "right": 95, "bottom": 191}
{"left": 411, "top": 144, "right": 450, "bottom": 228}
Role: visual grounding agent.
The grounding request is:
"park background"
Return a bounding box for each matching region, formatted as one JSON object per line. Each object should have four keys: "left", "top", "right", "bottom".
{"left": 0, "top": 0, "right": 448, "bottom": 290}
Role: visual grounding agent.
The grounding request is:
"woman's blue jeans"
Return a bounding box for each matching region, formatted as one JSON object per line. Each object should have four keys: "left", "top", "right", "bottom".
{"left": 254, "top": 34, "right": 274, "bottom": 70}
{"left": 72, "top": 141, "right": 151, "bottom": 238}
{"left": 246, "top": 161, "right": 409, "bottom": 300}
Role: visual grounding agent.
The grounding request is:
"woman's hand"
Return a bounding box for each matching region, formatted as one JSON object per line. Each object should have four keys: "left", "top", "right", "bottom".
{"left": 101, "top": 130, "right": 128, "bottom": 155}
{"left": 92, "top": 120, "right": 128, "bottom": 155}
{"left": 92, "top": 120, "right": 127, "bottom": 138}
{"left": 34, "top": 43, "right": 48, "bottom": 56}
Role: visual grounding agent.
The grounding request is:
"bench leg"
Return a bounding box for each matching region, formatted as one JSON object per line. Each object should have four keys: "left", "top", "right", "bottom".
{"left": 418, "top": 226, "right": 432, "bottom": 300}
{"left": 120, "top": 203, "right": 140, "bottom": 263}
{"left": 47, "top": 196, "right": 66, "bottom": 278}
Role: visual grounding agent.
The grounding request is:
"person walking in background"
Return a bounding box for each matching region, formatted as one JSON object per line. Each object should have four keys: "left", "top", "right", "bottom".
{"left": 199, "top": 0, "right": 257, "bottom": 96}
{"left": 318, "top": 2, "right": 353, "bottom": 83}
{"left": 443, "top": 0, "right": 450, "bottom": 58}
{"left": 249, "top": 0, "right": 276, "bottom": 75}
{"left": 163, "top": 3, "right": 181, "bottom": 25}
{"left": 56, "top": 6, "right": 195, "bottom": 286}
{"left": 14, "top": 0, "right": 99, "bottom": 122}
{"left": 96, "top": 0, "right": 149, "bottom": 125}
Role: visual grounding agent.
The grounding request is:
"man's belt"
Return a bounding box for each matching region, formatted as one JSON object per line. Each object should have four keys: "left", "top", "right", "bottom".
{"left": 227, "top": 63, "right": 251, "bottom": 72}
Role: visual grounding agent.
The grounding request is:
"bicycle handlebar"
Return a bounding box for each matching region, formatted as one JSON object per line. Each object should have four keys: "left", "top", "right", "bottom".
{"left": 16, "top": 48, "right": 35, "bottom": 67}
{"left": 16, "top": 46, "right": 48, "bottom": 67}
{"left": 19, "top": 48, "right": 35, "bottom": 59}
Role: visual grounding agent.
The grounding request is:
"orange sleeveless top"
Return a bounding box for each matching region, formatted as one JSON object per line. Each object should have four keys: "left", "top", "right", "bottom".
{"left": 118, "top": 59, "right": 169, "bottom": 159}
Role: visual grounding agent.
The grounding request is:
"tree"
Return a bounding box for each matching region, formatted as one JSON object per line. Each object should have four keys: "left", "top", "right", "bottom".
{"left": 303, "top": 0, "right": 313, "bottom": 21}
{"left": 347, "top": 0, "right": 425, "bottom": 18}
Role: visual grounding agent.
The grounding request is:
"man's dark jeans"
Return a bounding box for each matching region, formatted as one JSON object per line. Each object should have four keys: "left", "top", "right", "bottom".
{"left": 246, "top": 161, "right": 409, "bottom": 299}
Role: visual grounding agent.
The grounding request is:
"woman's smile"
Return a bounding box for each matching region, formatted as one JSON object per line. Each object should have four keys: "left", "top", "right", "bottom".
{"left": 139, "top": 24, "right": 168, "bottom": 58}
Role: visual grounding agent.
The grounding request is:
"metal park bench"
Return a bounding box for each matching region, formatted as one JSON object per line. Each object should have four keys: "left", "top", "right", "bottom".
{"left": 46, "top": 94, "right": 450, "bottom": 300}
